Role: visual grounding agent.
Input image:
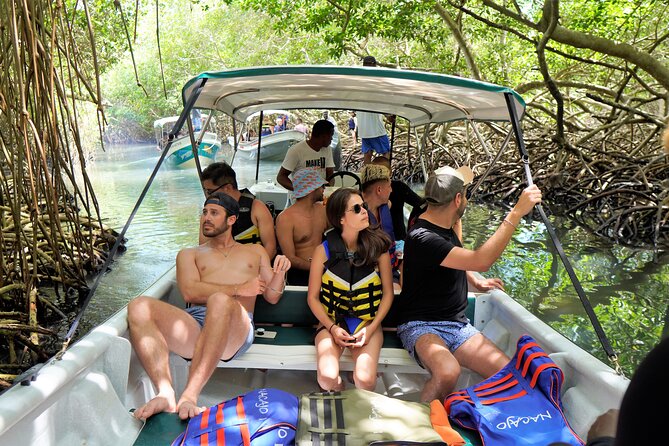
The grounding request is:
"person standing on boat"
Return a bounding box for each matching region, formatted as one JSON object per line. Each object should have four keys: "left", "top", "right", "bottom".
{"left": 200, "top": 162, "right": 276, "bottom": 258}
{"left": 294, "top": 118, "right": 308, "bottom": 135}
{"left": 276, "top": 119, "right": 335, "bottom": 190}
{"left": 395, "top": 165, "right": 543, "bottom": 402}
{"left": 358, "top": 56, "right": 395, "bottom": 164}
{"left": 359, "top": 164, "right": 401, "bottom": 284}
{"left": 322, "top": 110, "right": 342, "bottom": 171}
{"left": 307, "top": 188, "right": 394, "bottom": 391}
{"left": 348, "top": 111, "right": 357, "bottom": 145}
{"left": 128, "top": 192, "right": 290, "bottom": 421}
{"left": 275, "top": 168, "right": 329, "bottom": 286}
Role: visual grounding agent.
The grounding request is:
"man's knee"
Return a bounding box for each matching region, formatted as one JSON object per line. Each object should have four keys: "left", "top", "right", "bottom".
{"left": 127, "top": 296, "right": 155, "bottom": 325}
{"left": 430, "top": 360, "right": 461, "bottom": 388}
{"left": 206, "top": 292, "right": 238, "bottom": 314}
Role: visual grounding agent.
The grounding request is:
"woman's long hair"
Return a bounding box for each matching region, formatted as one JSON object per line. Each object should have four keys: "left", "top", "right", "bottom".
{"left": 326, "top": 188, "right": 391, "bottom": 266}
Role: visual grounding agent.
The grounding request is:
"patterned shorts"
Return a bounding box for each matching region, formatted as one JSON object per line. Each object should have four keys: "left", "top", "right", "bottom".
{"left": 397, "top": 320, "right": 479, "bottom": 367}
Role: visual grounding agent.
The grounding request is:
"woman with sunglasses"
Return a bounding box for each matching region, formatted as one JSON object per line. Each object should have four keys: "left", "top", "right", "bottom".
{"left": 307, "top": 188, "right": 394, "bottom": 391}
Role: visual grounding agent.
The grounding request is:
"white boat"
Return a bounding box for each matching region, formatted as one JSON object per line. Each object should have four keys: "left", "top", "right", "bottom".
{"left": 0, "top": 65, "right": 630, "bottom": 445}
{"left": 154, "top": 115, "right": 221, "bottom": 169}
{"left": 231, "top": 110, "right": 306, "bottom": 161}
{"left": 0, "top": 270, "right": 627, "bottom": 445}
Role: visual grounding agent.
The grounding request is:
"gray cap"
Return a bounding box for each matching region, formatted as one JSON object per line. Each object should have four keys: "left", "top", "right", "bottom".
{"left": 424, "top": 166, "right": 474, "bottom": 205}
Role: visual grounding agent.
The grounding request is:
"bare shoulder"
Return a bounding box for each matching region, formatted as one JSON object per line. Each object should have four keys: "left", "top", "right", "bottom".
{"left": 275, "top": 207, "right": 295, "bottom": 225}
{"left": 252, "top": 198, "right": 272, "bottom": 215}
{"left": 242, "top": 242, "right": 268, "bottom": 259}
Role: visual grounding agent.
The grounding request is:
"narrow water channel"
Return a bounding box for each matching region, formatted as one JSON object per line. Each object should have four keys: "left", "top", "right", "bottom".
{"left": 83, "top": 143, "right": 668, "bottom": 375}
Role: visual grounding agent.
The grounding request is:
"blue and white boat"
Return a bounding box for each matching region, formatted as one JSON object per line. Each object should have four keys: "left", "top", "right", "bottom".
{"left": 154, "top": 115, "right": 221, "bottom": 169}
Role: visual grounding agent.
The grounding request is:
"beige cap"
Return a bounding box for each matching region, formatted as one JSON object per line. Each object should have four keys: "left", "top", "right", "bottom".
{"left": 424, "top": 165, "right": 474, "bottom": 205}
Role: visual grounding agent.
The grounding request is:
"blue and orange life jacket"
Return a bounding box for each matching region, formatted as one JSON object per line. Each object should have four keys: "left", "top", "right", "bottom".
{"left": 445, "top": 335, "right": 584, "bottom": 446}
{"left": 171, "top": 388, "right": 298, "bottom": 446}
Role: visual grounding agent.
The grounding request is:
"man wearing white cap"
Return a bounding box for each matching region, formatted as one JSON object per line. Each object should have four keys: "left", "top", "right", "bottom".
{"left": 394, "top": 165, "right": 543, "bottom": 402}
{"left": 276, "top": 168, "right": 329, "bottom": 286}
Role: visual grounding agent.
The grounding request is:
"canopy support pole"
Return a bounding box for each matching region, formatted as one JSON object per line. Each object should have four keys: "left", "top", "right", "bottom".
{"left": 256, "top": 111, "right": 264, "bottom": 183}
{"left": 230, "top": 119, "right": 238, "bottom": 166}
{"left": 503, "top": 92, "right": 621, "bottom": 374}
{"left": 186, "top": 113, "right": 204, "bottom": 178}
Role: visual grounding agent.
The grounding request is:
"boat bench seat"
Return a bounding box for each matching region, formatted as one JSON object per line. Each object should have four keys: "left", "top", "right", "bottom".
{"left": 196, "top": 286, "right": 474, "bottom": 373}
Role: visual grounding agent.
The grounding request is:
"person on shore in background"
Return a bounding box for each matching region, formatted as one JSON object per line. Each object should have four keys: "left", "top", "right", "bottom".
{"left": 348, "top": 111, "right": 357, "bottom": 145}
{"left": 359, "top": 164, "right": 401, "bottom": 283}
{"left": 275, "top": 168, "right": 329, "bottom": 286}
{"left": 371, "top": 156, "right": 425, "bottom": 241}
{"left": 358, "top": 56, "right": 395, "bottom": 164}
{"left": 307, "top": 188, "right": 394, "bottom": 391}
{"left": 395, "top": 165, "right": 542, "bottom": 401}
{"left": 128, "top": 193, "right": 290, "bottom": 420}
{"left": 322, "top": 110, "right": 342, "bottom": 171}
{"left": 276, "top": 120, "right": 335, "bottom": 191}
{"left": 200, "top": 162, "right": 276, "bottom": 258}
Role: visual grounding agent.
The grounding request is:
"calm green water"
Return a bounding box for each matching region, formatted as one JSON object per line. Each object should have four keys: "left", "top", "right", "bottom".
{"left": 84, "top": 144, "right": 668, "bottom": 375}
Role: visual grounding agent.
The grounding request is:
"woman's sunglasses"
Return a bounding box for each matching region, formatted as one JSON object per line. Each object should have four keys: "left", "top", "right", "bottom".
{"left": 346, "top": 202, "right": 369, "bottom": 214}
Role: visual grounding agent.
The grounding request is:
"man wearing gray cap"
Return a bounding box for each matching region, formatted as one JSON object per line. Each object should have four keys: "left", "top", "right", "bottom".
{"left": 394, "top": 165, "right": 542, "bottom": 402}
{"left": 128, "top": 192, "right": 291, "bottom": 421}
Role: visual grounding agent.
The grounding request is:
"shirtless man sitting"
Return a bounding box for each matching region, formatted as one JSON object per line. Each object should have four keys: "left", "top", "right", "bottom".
{"left": 275, "top": 168, "right": 329, "bottom": 286}
{"left": 128, "top": 192, "right": 290, "bottom": 420}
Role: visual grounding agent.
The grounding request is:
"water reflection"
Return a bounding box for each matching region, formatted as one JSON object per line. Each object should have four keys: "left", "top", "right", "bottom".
{"left": 85, "top": 144, "right": 668, "bottom": 375}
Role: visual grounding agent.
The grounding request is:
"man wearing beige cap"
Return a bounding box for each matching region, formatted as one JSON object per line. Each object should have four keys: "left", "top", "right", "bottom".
{"left": 393, "top": 165, "right": 543, "bottom": 402}
{"left": 276, "top": 168, "right": 329, "bottom": 286}
{"left": 360, "top": 163, "right": 400, "bottom": 280}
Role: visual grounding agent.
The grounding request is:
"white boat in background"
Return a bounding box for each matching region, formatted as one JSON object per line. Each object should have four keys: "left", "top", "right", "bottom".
{"left": 154, "top": 115, "right": 221, "bottom": 169}
{"left": 235, "top": 129, "right": 306, "bottom": 161}
{"left": 231, "top": 110, "right": 306, "bottom": 161}
{"left": 0, "top": 65, "right": 631, "bottom": 445}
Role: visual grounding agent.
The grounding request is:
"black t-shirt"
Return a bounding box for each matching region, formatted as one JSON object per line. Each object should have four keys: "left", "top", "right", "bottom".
{"left": 389, "top": 180, "right": 425, "bottom": 241}
{"left": 395, "top": 219, "right": 468, "bottom": 324}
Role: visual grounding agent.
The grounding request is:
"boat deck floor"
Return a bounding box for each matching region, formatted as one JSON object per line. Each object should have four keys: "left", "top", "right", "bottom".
{"left": 132, "top": 368, "right": 483, "bottom": 445}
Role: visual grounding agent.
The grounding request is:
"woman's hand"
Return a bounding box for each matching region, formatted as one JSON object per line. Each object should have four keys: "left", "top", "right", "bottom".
{"left": 330, "top": 324, "right": 355, "bottom": 347}
{"left": 348, "top": 327, "right": 368, "bottom": 347}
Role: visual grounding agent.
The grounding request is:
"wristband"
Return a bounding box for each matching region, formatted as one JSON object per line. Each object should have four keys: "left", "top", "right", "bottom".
{"left": 268, "top": 284, "right": 284, "bottom": 294}
{"left": 503, "top": 218, "right": 517, "bottom": 229}
{"left": 328, "top": 323, "right": 335, "bottom": 334}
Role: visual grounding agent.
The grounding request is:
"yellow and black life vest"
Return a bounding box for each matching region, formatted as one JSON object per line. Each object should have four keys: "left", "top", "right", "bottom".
{"left": 232, "top": 189, "right": 261, "bottom": 245}
{"left": 319, "top": 230, "right": 383, "bottom": 331}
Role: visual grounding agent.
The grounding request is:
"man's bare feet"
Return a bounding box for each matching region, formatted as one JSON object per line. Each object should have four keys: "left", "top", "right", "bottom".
{"left": 177, "top": 398, "right": 206, "bottom": 420}
{"left": 134, "top": 392, "right": 177, "bottom": 420}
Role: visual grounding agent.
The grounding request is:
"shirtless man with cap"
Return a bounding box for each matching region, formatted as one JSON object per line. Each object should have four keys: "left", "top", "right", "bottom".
{"left": 128, "top": 192, "right": 291, "bottom": 420}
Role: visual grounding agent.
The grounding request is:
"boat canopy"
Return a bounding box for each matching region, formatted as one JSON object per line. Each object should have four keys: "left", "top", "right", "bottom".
{"left": 181, "top": 65, "right": 525, "bottom": 127}
{"left": 153, "top": 116, "right": 180, "bottom": 128}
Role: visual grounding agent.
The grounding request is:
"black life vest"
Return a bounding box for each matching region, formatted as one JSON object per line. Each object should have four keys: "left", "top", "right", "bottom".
{"left": 232, "top": 189, "right": 261, "bottom": 245}
{"left": 319, "top": 230, "right": 383, "bottom": 331}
